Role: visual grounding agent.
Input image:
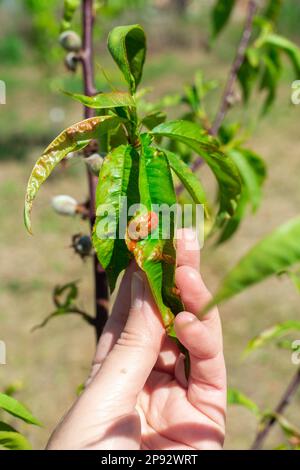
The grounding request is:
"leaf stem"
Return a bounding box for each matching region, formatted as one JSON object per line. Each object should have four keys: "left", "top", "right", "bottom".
{"left": 81, "top": 0, "right": 108, "bottom": 340}
{"left": 251, "top": 367, "right": 300, "bottom": 450}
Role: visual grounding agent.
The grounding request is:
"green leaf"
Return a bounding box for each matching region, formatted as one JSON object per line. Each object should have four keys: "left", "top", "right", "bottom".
{"left": 53, "top": 281, "right": 78, "bottom": 308}
{"left": 238, "top": 56, "right": 260, "bottom": 103}
{"left": 134, "top": 134, "right": 184, "bottom": 328}
{"left": 24, "top": 115, "right": 120, "bottom": 234}
{"left": 93, "top": 145, "right": 139, "bottom": 291}
{"left": 211, "top": 0, "right": 236, "bottom": 38}
{"left": 246, "top": 47, "right": 261, "bottom": 68}
{"left": 63, "top": 90, "right": 136, "bottom": 109}
{"left": 141, "top": 111, "right": 166, "bottom": 131}
{"left": 263, "top": 0, "right": 283, "bottom": 23}
{"left": 0, "top": 422, "right": 31, "bottom": 450}
{"left": 245, "top": 320, "right": 300, "bottom": 355}
{"left": 217, "top": 190, "right": 248, "bottom": 244}
{"left": 31, "top": 281, "right": 94, "bottom": 331}
{"left": 32, "top": 307, "right": 94, "bottom": 331}
{"left": 204, "top": 216, "right": 300, "bottom": 313}
{"left": 161, "top": 149, "right": 207, "bottom": 207}
{"left": 229, "top": 148, "right": 266, "bottom": 211}
{"left": 108, "top": 24, "right": 146, "bottom": 93}
{"left": 277, "top": 339, "right": 300, "bottom": 352}
{"left": 262, "top": 34, "right": 300, "bottom": 76}
{"left": 227, "top": 388, "right": 260, "bottom": 416}
{"left": 3, "top": 382, "right": 23, "bottom": 397}
{"left": 0, "top": 393, "right": 41, "bottom": 426}
{"left": 218, "top": 122, "right": 241, "bottom": 145}
{"left": 260, "top": 48, "right": 282, "bottom": 113}
{"left": 151, "top": 120, "right": 241, "bottom": 217}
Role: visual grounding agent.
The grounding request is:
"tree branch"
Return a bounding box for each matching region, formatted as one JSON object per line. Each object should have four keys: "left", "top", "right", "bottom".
{"left": 81, "top": 0, "right": 108, "bottom": 340}
{"left": 211, "top": 0, "right": 258, "bottom": 136}
{"left": 251, "top": 368, "right": 300, "bottom": 450}
{"left": 176, "top": 0, "right": 258, "bottom": 196}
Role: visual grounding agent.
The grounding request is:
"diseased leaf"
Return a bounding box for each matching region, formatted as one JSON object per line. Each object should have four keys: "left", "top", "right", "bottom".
{"left": 0, "top": 422, "right": 31, "bottom": 450}
{"left": 24, "top": 115, "right": 120, "bottom": 234}
{"left": 245, "top": 320, "right": 300, "bottom": 355}
{"left": 204, "top": 217, "right": 300, "bottom": 313}
{"left": 93, "top": 145, "right": 139, "bottom": 292}
{"left": 151, "top": 120, "right": 241, "bottom": 217}
{"left": 161, "top": 148, "right": 207, "bottom": 207}
{"left": 108, "top": 24, "right": 146, "bottom": 93}
{"left": 131, "top": 134, "right": 184, "bottom": 328}
{"left": 0, "top": 393, "right": 41, "bottom": 426}
{"left": 211, "top": 0, "right": 236, "bottom": 38}
{"left": 63, "top": 90, "right": 136, "bottom": 109}
{"left": 228, "top": 388, "right": 260, "bottom": 416}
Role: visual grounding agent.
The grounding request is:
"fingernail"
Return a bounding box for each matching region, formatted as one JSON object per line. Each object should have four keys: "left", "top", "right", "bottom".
{"left": 131, "top": 272, "right": 145, "bottom": 310}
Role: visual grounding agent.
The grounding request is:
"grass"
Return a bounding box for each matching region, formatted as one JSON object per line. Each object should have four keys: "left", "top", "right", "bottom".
{"left": 1, "top": 8, "right": 300, "bottom": 450}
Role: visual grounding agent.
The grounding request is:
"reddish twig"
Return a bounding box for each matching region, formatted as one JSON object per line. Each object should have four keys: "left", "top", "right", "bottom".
{"left": 211, "top": 0, "right": 258, "bottom": 136}
{"left": 251, "top": 368, "right": 300, "bottom": 450}
{"left": 176, "top": 0, "right": 258, "bottom": 196}
{"left": 81, "top": 0, "right": 108, "bottom": 340}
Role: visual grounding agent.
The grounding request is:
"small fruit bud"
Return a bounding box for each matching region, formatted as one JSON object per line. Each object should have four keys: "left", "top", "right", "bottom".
{"left": 59, "top": 30, "right": 82, "bottom": 52}
{"left": 71, "top": 234, "right": 92, "bottom": 259}
{"left": 51, "top": 195, "right": 78, "bottom": 216}
{"left": 64, "top": 52, "right": 79, "bottom": 72}
{"left": 85, "top": 153, "right": 103, "bottom": 176}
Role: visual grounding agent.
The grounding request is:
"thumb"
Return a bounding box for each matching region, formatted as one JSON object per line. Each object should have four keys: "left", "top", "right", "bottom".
{"left": 91, "top": 272, "right": 165, "bottom": 411}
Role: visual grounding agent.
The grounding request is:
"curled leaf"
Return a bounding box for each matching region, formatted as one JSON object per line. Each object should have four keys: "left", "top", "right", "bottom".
{"left": 228, "top": 388, "right": 260, "bottom": 416}
{"left": 63, "top": 90, "right": 136, "bottom": 109}
{"left": 0, "top": 422, "right": 32, "bottom": 450}
{"left": 230, "top": 148, "right": 266, "bottom": 212}
{"left": 245, "top": 320, "right": 300, "bottom": 355}
{"left": 211, "top": 0, "right": 236, "bottom": 39}
{"left": 0, "top": 393, "right": 41, "bottom": 426}
{"left": 108, "top": 24, "right": 146, "bottom": 93}
{"left": 161, "top": 148, "right": 207, "bottom": 207}
{"left": 24, "top": 115, "right": 120, "bottom": 234}
{"left": 262, "top": 34, "right": 300, "bottom": 76}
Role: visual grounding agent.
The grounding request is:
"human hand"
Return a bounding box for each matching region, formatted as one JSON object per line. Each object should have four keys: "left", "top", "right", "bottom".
{"left": 47, "top": 229, "right": 226, "bottom": 450}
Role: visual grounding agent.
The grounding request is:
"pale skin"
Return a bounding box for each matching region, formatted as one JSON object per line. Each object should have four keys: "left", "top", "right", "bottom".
{"left": 47, "top": 229, "right": 226, "bottom": 450}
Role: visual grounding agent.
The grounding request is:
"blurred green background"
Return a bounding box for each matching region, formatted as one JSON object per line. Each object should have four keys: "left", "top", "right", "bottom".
{"left": 1, "top": 0, "right": 300, "bottom": 449}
